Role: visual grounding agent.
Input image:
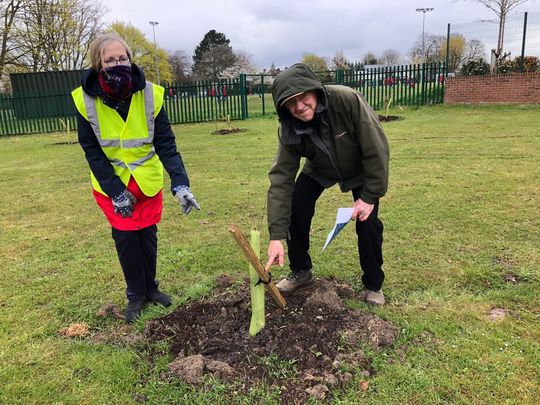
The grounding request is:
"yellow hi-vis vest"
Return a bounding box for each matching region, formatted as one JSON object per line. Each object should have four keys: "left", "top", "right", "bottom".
{"left": 71, "top": 82, "right": 165, "bottom": 197}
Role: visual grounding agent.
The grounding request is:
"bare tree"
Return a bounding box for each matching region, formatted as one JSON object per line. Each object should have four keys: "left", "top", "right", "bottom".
{"left": 439, "top": 34, "right": 467, "bottom": 71}
{"left": 439, "top": 34, "right": 485, "bottom": 71}
{"left": 222, "top": 49, "right": 257, "bottom": 78}
{"left": 408, "top": 34, "right": 445, "bottom": 63}
{"left": 361, "top": 52, "right": 379, "bottom": 65}
{"left": 411, "top": 31, "right": 487, "bottom": 72}
{"left": 380, "top": 49, "right": 402, "bottom": 66}
{"left": 68, "top": 0, "right": 107, "bottom": 69}
{"left": 464, "top": 39, "right": 487, "bottom": 61}
{"left": 463, "top": 0, "right": 529, "bottom": 60}
{"left": 0, "top": 0, "right": 27, "bottom": 85}
{"left": 15, "top": 0, "right": 106, "bottom": 71}
{"left": 169, "top": 50, "right": 191, "bottom": 82}
{"left": 331, "top": 50, "right": 349, "bottom": 70}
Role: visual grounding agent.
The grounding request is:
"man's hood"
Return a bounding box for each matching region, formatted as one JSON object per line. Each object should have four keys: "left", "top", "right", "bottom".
{"left": 80, "top": 63, "right": 146, "bottom": 97}
{"left": 272, "top": 63, "right": 326, "bottom": 121}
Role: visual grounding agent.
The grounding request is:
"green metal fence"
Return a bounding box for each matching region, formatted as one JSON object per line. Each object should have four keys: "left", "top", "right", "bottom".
{"left": 0, "top": 93, "right": 77, "bottom": 135}
{"left": 0, "top": 75, "right": 248, "bottom": 136}
{"left": 246, "top": 63, "right": 446, "bottom": 115}
{"left": 162, "top": 76, "right": 247, "bottom": 123}
{"left": 10, "top": 70, "right": 83, "bottom": 118}
{"left": 0, "top": 64, "right": 445, "bottom": 136}
{"left": 340, "top": 62, "right": 446, "bottom": 109}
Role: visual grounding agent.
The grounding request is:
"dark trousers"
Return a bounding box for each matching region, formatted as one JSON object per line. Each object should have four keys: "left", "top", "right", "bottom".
{"left": 111, "top": 225, "right": 159, "bottom": 300}
{"left": 287, "top": 173, "right": 385, "bottom": 291}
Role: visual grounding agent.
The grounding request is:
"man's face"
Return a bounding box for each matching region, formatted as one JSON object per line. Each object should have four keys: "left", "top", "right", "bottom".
{"left": 283, "top": 91, "right": 317, "bottom": 122}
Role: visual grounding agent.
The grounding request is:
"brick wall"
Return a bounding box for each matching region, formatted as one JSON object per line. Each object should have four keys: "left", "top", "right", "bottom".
{"left": 445, "top": 72, "right": 540, "bottom": 104}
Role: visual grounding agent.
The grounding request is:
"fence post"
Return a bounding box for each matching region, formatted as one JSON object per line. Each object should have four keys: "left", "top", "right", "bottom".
{"left": 336, "top": 69, "right": 344, "bottom": 85}
{"left": 520, "top": 12, "right": 528, "bottom": 72}
{"left": 421, "top": 63, "right": 426, "bottom": 106}
{"left": 446, "top": 23, "right": 451, "bottom": 76}
{"left": 442, "top": 62, "right": 446, "bottom": 103}
{"left": 240, "top": 74, "right": 248, "bottom": 120}
{"left": 260, "top": 74, "right": 266, "bottom": 116}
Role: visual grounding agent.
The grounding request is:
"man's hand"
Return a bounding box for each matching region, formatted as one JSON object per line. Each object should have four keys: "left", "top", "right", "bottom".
{"left": 112, "top": 190, "right": 137, "bottom": 218}
{"left": 351, "top": 198, "right": 374, "bottom": 222}
{"left": 173, "top": 185, "right": 201, "bottom": 215}
{"left": 265, "top": 240, "right": 285, "bottom": 272}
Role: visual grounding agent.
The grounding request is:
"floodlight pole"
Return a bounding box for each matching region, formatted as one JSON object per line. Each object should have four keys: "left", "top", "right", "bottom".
{"left": 149, "top": 21, "right": 160, "bottom": 84}
{"left": 416, "top": 8, "right": 434, "bottom": 60}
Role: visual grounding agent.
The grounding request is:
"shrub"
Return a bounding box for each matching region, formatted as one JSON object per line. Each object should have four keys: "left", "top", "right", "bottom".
{"left": 496, "top": 56, "right": 540, "bottom": 74}
{"left": 458, "top": 56, "right": 540, "bottom": 76}
{"left": 496, "top": 59, "right": 514, "bottom": 74}
{"left": 513, "top": 56, "right": 540, "bottom": 72}
{"left": 461, "top": 59, "right": 491, "bottom": 76}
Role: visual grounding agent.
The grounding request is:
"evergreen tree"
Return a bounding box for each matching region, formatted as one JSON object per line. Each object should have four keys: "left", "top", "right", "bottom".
{"left": 192, "top": 29, "right": 233, "bottom": 77}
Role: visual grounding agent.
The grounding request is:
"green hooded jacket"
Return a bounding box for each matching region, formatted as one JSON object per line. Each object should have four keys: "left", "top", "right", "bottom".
{"left": 267, "top": 63, "right": 389, "bottom": 240}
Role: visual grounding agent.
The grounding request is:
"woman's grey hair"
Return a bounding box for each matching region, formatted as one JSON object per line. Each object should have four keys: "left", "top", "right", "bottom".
{"left": 89, "top": 32, "right": 132, "bottom": 71}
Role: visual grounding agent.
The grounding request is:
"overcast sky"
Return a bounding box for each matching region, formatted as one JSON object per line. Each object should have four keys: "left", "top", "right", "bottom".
{"left": 105, "top": 0, "right": 540, "bottom": 69}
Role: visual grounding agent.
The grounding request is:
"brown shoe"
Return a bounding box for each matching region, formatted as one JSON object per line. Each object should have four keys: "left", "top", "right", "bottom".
{"left": 365, "top": 289, "right": 385, "bottom": 306}
{"left": 275, "top": 269, "right": 314, "bottom": 293}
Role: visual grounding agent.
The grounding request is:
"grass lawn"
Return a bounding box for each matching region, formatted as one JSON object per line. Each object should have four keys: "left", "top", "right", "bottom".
{"left": 0, "top": 104, "right": 538, "bottom": 404}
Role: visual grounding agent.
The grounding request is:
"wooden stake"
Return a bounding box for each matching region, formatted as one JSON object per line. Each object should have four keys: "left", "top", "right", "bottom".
{"left": 228, "top": 224, "right": 287, "bottom": 310}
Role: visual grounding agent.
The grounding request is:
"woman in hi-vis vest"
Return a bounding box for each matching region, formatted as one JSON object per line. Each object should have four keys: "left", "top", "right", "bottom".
{"left": 72, "top": 33, "right": 200, "bottom": 323}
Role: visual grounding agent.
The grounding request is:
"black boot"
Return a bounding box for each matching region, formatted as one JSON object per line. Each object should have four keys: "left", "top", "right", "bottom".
{"left": 147, "top": 290, "right": 172, "bottom": 307}
{"left": 125, "top": 298, "right": 145, "bottom": 324}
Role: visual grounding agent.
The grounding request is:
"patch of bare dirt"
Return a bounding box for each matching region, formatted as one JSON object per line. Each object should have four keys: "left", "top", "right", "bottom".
{"left": 144, "top": 277, "right": 398, "bottom": 403}
{"left": 215, "top": 274, "right": 234, "bottom": 288}
{"left": 212, "top": 128, "right": 247, "bottom": 135}
{"left": 492, "top": 255, "right": 516, "bottom": 270}
{"left": 96, "top": 302, "right": 124, "bottom": 319}
{"left": 93, "top": 324, "right": 145, "bottom": 346}
{"left": 487, "top": 307, "right": 507, "bottom": 321}
{"left": 503, "top": 272, "right": 527, "bottom": 284}
{"left": 59, "top": 323, "right": 89, "bottom": 338}
{"left": 378, "top": 115, "right": 402, "bottom": 122}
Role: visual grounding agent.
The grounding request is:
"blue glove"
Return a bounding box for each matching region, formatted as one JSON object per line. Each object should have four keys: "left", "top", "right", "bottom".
{"left": 173, "top": 185, "right": 200, "bottom": 215}
{"left": 112, "top": 190, "right": 137, "bottom": 218}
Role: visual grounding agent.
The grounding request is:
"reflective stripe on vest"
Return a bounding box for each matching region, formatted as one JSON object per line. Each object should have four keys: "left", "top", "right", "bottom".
{"left": 81, "top": 83, "right": 158, "bottom": 173}
{"left": 82, "top": 82, "right": 155, "bottom": 148}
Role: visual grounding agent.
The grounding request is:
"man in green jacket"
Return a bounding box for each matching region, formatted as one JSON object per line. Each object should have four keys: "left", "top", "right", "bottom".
{"left": 264, "top": 63, "right": 389, "bottom": 305}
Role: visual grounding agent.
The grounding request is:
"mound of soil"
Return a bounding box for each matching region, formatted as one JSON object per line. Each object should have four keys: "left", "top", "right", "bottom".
{"left": 378, "top": 115, "right": 401, "bottom": 122}
{"left": 144, "top": 277, "right": 397, "bottom": 403}
{"left": 213, "top": 128, "right": 247, "bottom": 135}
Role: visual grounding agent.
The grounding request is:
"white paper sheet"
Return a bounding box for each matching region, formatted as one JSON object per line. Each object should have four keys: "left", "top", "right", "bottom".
{"left": 322, "top": 208, "right": 353, "bottom": 251}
